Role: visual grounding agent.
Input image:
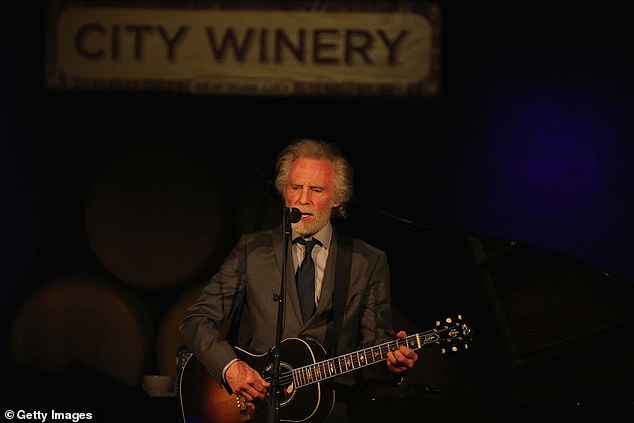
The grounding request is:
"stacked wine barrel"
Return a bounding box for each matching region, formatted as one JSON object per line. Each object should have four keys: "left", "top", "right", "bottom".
{"left": 8, "top": 145, "right": 238, "bottom": 388}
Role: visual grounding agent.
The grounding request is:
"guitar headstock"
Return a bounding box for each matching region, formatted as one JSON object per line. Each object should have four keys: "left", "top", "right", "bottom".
{"left": 434, "top": 315, "right": 472, "bottom": 354}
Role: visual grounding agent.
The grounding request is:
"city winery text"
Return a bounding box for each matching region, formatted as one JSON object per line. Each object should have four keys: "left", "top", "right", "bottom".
{"left": 74, "top": 24, "right": 409, "bottom": 65}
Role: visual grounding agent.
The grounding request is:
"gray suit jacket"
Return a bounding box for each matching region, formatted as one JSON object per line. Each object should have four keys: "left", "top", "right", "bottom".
{"left": 179, "top": 223, "right": 395, "bottom": 386}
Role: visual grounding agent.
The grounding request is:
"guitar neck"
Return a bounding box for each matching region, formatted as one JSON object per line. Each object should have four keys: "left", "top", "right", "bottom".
{"left": 292, "top": 328, "right": 439, "bottom": 388}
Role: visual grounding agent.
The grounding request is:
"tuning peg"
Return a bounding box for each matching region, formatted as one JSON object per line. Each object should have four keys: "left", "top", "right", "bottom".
{"left": 445, "top": 317, "right": 452, "bottom": 324}
{"left": 435, "top": 320, "right": 441, "bottom": 327}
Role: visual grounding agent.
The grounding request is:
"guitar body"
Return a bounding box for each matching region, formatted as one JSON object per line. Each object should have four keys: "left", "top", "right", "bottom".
{"left": 179, "top": 354, "right": 252, "bottom": 423}
{"left": 180, "top": 337, "right": 335, "bottom": 423}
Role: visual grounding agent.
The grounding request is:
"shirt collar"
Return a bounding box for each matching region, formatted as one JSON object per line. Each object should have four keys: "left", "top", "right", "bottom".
{"left": 292, "top": 222, "right": 332, "bottom": 249}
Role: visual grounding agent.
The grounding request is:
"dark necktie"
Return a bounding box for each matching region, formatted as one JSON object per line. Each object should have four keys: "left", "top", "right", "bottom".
{"left": 295, "top": 238, "right": 318, "bottom": 323}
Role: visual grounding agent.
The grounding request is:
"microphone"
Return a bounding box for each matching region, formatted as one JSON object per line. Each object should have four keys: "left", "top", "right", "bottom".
{"left": 287, "top": 207, "right": 302, "bottom": 223}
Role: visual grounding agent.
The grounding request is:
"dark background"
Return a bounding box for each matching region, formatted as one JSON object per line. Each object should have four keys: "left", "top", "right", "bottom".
{"left": 2, "top": 1, "right": 634, "bottom": 422}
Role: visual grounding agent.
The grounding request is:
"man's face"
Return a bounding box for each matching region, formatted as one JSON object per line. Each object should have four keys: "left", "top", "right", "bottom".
{"left": 285, "top": 157, "right": 340, "bottom": 236}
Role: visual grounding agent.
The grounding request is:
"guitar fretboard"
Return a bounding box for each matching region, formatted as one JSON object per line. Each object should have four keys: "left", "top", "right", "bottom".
{"left": 292, "top": 328, "right": 443, "bottom": 388}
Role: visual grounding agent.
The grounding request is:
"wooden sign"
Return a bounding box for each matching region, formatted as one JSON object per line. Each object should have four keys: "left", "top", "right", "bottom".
{"left": 46, "top": 1, "right": 440, "bottom": 96}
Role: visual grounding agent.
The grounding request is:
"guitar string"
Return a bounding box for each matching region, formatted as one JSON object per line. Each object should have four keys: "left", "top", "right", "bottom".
{"left": 272, "top": 328, "right": 456, "bottom": 386}
{"left": 263, "top": 338, "right": 415, "bottom": 386}
{"left": 261, "top": 323, "right": 467, "bottom": 387}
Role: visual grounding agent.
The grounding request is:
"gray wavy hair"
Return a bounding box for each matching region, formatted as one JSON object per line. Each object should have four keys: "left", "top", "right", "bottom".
{"left": 274, "top": 138, "right": 353, "bottom": 219}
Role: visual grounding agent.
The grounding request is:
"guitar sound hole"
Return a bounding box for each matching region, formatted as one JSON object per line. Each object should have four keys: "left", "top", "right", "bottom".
{"left": 264, "top": 362, "right": 296, "bottom": 407}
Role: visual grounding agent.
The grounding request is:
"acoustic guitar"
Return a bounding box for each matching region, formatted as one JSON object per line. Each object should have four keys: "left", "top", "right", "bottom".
{"left": 179, "top": 315, "right": 471, "bottom": 423}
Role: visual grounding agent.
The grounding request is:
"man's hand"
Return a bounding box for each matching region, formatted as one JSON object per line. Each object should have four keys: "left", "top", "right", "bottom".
{"left": 225, "top": 360, "right": 270, "bottom": 410}
{"left": 386, "top": 331, "right": 419, "bottom": 373}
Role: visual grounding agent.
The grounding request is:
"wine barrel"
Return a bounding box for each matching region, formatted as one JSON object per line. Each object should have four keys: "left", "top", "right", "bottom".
{"left": 8, "top": 272, "right": 153, "bottom": 386}
{"left": 85, "top": 145, "right": 225, "bottom": 289}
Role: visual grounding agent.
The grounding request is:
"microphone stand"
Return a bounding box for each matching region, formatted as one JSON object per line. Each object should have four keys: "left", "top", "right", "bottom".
{"left": 268, "top": 207, "right": 300, "bottom": 423}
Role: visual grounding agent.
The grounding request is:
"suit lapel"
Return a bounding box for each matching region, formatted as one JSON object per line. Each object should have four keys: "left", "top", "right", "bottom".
{"left": 315, "top": 236, "right": 337, "bottom": 317}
